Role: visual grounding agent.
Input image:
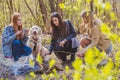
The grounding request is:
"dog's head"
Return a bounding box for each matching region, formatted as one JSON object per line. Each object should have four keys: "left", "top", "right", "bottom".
{"left": 29, "top": 25, "right": 42, "bottom": 36}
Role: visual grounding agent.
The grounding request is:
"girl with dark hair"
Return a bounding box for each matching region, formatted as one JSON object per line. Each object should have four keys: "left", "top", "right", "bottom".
{"left": 47, "top": 12, "right": 79, "bottom": 64}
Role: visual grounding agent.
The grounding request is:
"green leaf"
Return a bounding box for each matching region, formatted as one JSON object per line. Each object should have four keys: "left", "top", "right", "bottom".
{"left": 73, "top": 71, "right": 81, "bottom": 80}
{"left": 72, "top": 58, "right": 83, "bottom": 71}
{"left": 29, "top": 59, "right": 34, "bottom": 67}
{"left": 49, "top": 59, "right": 56, "bottom": 68}
{"left": 100, "top": 23, "right": 111, "bottom": 35}
{"left": 29, "top": 72, "right": 36, "bottom": 78}
{"left": 65, "top": 65, "right": 69, "bottom": 73}
{"left": 36, "top": 53, "right": 43, "bottom": 64}
{"left": 110, "top": 12, "right": 117, "bottom": 21}
{"left": 105, "top": 2, "right": 111, "bottom": 10}
{"left": 59, "top": 3, "right": 65, "bottom": 9}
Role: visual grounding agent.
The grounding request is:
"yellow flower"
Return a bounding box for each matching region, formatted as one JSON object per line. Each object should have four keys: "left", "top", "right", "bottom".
{"left": 29, "top": 72, "right": 36, "bottom": 78}
{"left": 85, "top": 48, "right": 94, "bottom": 65}
{"left": 100, "top": 23, "right": 111, "bottom": 35}
{"left": 29, "top": 59, "right": 34, "bottom": 67}
{"left": 36, "top": 53, "right": 43, "bottom": 64}
{"left": 59, "top": 3, "right": 65, "bottom": 9}
{"left": 73, "top": 71, "right": 81, "bottom": 80}
{"left": 49, "top": 59, "right": 56, "bottom": 68}
{"left": 105, "top": 2, "right": 111, "bottom": 11}
{"left": 110, "top": 12, "right": 117, "bottom": 21}
{"left": 72, "top": 58, "right": 83, "bottom": 71}
{"left": 65, "top": 65, "right": 69, "bottom": 73}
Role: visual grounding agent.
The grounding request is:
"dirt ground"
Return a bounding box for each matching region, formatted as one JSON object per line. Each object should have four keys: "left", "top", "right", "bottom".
{"left": 0, "top": 34, "right": 119, "bottom": 80}
{"left": 0, "top": 34, "right": 74, "bottom": 80}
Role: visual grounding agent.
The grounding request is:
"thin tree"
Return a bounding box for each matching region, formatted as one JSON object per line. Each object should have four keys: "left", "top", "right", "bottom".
{"left": 49, "top": 0, "right": 55, "bottom": 13}
{"left": 23, "top": 0, "right": 36, "bottom": 19}
{"left": 56, "top": 0, "right": 63, "bottom": 17}
{"left": 38, "top": 0, "right": 47, "bottom": 24}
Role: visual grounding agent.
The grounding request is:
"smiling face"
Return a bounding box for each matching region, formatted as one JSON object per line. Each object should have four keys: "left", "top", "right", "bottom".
{"left": 52, "top": 17, "right": 59, "bottom": 26}
{"left": 29, "top": 25, "right": 42, "bottom": 36}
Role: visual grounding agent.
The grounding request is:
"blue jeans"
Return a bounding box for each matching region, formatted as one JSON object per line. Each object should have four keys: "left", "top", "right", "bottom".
{"left": 12, "top": 39, "right": 32, "bottom": 61}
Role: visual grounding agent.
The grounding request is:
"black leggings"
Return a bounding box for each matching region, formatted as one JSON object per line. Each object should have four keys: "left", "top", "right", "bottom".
{"left": 53, "top": 40, "right": 77, "bottom": 61}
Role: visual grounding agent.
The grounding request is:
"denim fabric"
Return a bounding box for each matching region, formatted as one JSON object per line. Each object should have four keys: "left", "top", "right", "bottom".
{"left": 8, "top": 62, "right": 42, "bottom": 76}
{"left": 2, "top": 26, "right": 29, "bottom": 57}
{"left": 12, "top": 39, "right": 32, "bottom": 61}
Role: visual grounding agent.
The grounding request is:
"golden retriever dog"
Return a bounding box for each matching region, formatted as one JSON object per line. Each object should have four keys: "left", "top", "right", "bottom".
{"left": 27, "top": 25, "right": 49, "bottom": 61}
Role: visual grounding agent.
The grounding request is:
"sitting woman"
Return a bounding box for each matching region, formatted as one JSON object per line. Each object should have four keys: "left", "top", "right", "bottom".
{"left": 2, "top": 12, "right": 32, "bottom": 61}
{"left": 77, "top": 10, "right": 112, "bottom": 58}
{"left": 48, "top": 12, "right": 79, "bottom": 64}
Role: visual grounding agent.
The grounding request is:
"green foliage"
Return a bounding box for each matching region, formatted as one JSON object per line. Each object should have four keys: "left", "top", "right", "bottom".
{"left": 34, "top": 0, "right": 120, "bottom": 79}
{"left": 49, "top": 59, "right": 56, "bottom": 68}
{"left": 29, "top": 72, "right": 36, "bottom": 78}
{"left": 1, "top": 0, "right": 120, "bottom": 79}
{"left": 36, "top": 53, "right": 43, "bottom": 64}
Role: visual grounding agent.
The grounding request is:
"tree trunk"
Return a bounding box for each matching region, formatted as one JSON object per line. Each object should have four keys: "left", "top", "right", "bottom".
{"left": 111, "top": 0, "right": 117, "bottom": 27}
{"left": 13, "top": 0, "right": 17, "bottom": 12}
{"left": 49, "top": 0, "right": 55, "bottom": 13}
{"left": 90, "top": 0, "right": 93, "bottom": 12}
{"left": 56, "top": 0, "right": 63, "bottom": 17}
{"left": 112, "top": 0, "right": 118, "bottom": 16}
{"left": 6, "top": 0, "right": 14, "bottom": 22}
{"left": 103, "top": 0, "right": 106, "bottom": 16}
{"left": 17, "top": 0, "right": 20, "bottom": 12}
{"left": 23, "top": 0, "right": 36, "bottom": 19}
{"left": 9, "top": 0, "right": 13, "bottom": 13}
{"left": 38, "top": 0, "right": 47, "bottom": 24}
{"left": 95, "top": 7, "right": 98, "bottom": 15}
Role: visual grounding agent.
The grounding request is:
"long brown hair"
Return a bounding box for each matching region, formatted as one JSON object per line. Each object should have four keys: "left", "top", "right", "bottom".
{"left": 50, "top": 12, "right": 67, "bottom": 39}
{"left": 11, "top": 12, "right": 23, "bottom": 40}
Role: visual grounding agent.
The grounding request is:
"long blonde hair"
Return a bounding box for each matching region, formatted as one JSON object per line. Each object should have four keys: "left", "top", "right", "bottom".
{"left": 11, "top": 12, "right": 23, "bottom": 40}
{"left": 80, "top": 10, "right": 95, "bottom": 35}
{"left": 80, "top": 10, "right": 94, "bottom": 28}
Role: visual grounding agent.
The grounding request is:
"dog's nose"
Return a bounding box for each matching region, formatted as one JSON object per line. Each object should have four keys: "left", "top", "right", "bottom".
{"left": 33, "top": 31, "right": 37, "bottom": 34}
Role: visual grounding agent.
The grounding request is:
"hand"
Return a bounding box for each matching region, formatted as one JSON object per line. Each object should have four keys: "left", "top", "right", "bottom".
{"left": 16, "top": 30, "right": 22, "bottom": 36}
{"left": 76, "top": 50, "right": 85, "bottom": 57}
{"left": 59, "top": 39, "right": 67, "bottom": 47}
{"left": 42, "top": 51, "right": 51, "bottom": 56}
{"left": 23, "top": 29, "right": 29, "bottom": 36}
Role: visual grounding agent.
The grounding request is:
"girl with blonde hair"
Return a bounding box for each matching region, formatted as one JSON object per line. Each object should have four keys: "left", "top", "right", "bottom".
{"left": 77, "top": 10, "right": 112, "bottom": 58}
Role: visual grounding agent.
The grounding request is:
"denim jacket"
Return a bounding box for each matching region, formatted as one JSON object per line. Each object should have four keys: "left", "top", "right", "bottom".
{"left": 2, "top": 25, "right": 28, "bottom": 57}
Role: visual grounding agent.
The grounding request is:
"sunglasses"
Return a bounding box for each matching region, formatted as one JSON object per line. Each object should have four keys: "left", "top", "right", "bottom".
{"left": 51, "top": 12, "right": 58, "bottom": 16}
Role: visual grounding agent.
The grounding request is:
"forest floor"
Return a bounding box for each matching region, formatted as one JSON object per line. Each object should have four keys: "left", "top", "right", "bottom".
{"left": 0, "top": 34, "right": 119, "bottom": 80}
{"left": 0, "top": 34, "right": 74, "bottom": 80}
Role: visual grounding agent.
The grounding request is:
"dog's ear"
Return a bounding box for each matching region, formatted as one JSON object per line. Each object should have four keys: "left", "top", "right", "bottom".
{"left": 38, "top": 28, "right": 42, "bottom": 35}
{"left": 29, "top": 27, "right": 32, "bottom": 35}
